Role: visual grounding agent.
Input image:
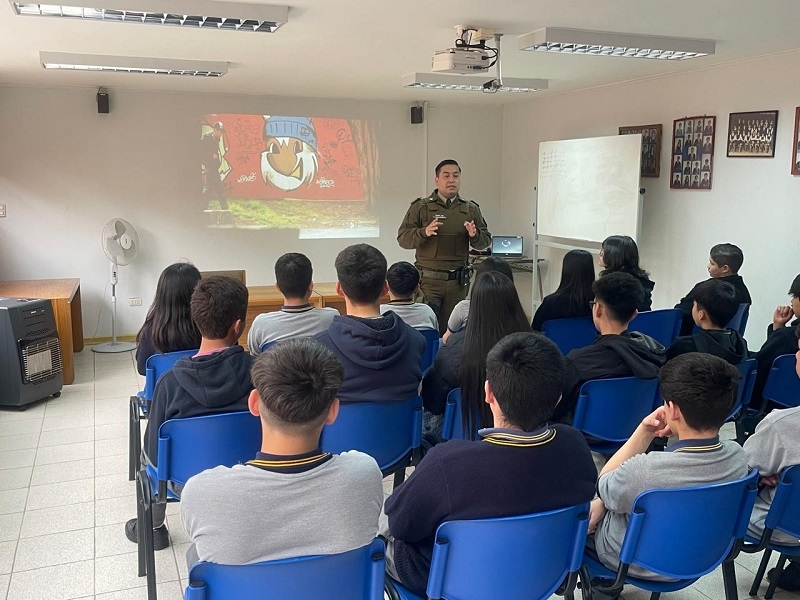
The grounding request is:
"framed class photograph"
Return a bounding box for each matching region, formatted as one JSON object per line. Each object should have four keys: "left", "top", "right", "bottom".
{"left": 727, "top": 110, "right": 778, "bottom": 158}
{"left": 619, "top": 124, "right": 662, "bottom": 177}
{"left": 792, "top": 107, "right": 800, "bottom": 176}
{"left": 670, "top": 116, "right": 715, "bottom": 190}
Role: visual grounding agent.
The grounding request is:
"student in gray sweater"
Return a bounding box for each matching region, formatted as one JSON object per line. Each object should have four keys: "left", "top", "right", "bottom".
{"left": 180, "top": 338, "right": 383, "bottom": 567}
{"left": 588, "top": 353, "right": 749, "bottom": 584}
{"left": 247, "top": 253, "right": 338, "bottom": 354}
{"left": 380, "top": 261, "right": 438, "bottom": 330}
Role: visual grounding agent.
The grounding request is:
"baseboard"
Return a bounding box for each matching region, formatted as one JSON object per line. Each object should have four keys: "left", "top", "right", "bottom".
{"left": 84, "top": 334, "right": 137, "bottom": 346}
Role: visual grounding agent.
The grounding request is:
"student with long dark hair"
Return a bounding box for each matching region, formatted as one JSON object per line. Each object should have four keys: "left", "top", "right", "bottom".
{"left": 421, "top": 271, "right": 531, "bottom": 438}
{"left": 135, "top": 262, "right": 202, "bottom": 375}
{"left": 599, "top": 235, "right": 654, "bottom": 311}
{"left": 531, "top": 250, "right": 595, "bottom": 331}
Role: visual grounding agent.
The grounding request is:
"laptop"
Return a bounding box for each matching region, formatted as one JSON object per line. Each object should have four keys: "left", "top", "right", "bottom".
{"left": 490, "top": 235, "right": 524, "bottom": 258}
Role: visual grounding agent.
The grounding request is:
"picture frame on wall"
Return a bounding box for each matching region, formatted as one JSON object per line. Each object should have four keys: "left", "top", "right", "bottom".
{"left": 726, "top": 110, "right": 778, "bottom": 158}
{"left": 619, "top": 124, "right": 662, "bottom": 177}
{"left": 792, "top": 107, "right": 800, "bottom": 175}
{"left": 670, "top": 116, "right": 715, "bottom": 190}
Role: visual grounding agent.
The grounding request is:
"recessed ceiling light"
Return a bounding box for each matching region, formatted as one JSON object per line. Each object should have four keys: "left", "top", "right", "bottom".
{"left": 402, "top": 73, "right": 548, "bottom": 93}
{"left": 517, "top": 28, "right": 715, "bottom": 60}
{"left": 40, "top": 51, "right": 229, "bottom": 76}
{"left": 12, "top": 1, "right": 288, "bottom": 32}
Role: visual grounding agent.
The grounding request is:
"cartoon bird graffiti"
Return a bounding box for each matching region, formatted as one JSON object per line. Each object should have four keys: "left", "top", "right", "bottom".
{"left": 260, "top": 116, "right": 319, "bottom": 192}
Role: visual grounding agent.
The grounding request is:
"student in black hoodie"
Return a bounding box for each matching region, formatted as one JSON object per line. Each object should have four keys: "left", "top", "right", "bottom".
{"left": 598, "top": 235, "right": 654, "bottom": 312}
{"left": 553, "top": 272, "right": 666, "bottom": 424}
{"left": 676, "top": 243, "right": 751, "bottom": 335}
{"left": 125, "top": 276, "right": 254, "bottom": 550}
{"left": 666, "top": 279, "right": 748, "bottom": 364}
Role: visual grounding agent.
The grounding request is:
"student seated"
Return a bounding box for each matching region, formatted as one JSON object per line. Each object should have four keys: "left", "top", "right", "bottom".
{"left": 247, "top": 252, "right": 338, "bottom": 354}
{"left": 315, "top": 244, "right": 425, "bottom": 403}
{"left": 752, "top": 276, "right": 800, "bottom": 408}
{"left": 125, "top": 276, "right": 254, "bottom": 550}
{"left": 531, "top": 249, "right": 595, "bottom": 331}
{"left": 588, "top": 353, "right": 749, "bottom": 581}
{"left": 180, "top": 338, "right": 383, "bottom": 566}
{"left": 551, "top": 272, "right": 666, "bottom": 424}
{"left": 676, "top": 243, "right": 751, "bottom": 335}
{"left": 598, "top": 235, "right": 654, "bottom": 312}
{"left": 443, "top": 257, "right": 514, "bottom": 343}
{"left": 135, "top": 262, "right": 201, "bottom": 375}
{"left": 666, "top": 279, "right": 748, "bottom": 364}
{"left": 383, "top": 332, "right": 597, "bottom": 597}
{"left": 380, "top": 261, "right": 438, "bottom": 330}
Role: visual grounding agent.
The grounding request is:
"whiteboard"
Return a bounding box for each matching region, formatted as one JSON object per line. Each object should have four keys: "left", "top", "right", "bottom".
{"left": 536, "top": 134, "right": 642, "bottom": 244}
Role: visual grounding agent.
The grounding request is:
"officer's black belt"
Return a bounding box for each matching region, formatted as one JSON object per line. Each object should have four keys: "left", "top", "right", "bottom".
{"left": 419, "top": 268, "right": 463, "bottom": 281}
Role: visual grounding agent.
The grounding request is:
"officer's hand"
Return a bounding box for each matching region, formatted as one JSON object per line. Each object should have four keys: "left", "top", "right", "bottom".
{"left": 463, "top": 220, "right": 477, "bottom": 237}
{"left": 425, "top": 219, "right": 442, "bottom": 237}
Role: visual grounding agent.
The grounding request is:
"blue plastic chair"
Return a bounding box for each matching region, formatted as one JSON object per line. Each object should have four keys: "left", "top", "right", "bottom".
{"left": 726, "top": 359, "right": 757, "bottom": 444}
{"left": 762, "top": 354, "right": 800, "bottom": 410}
{"left": 572, "top": 377, "right": 660, "bottom": 454}
{"left": 129, "top": 349, "right": 198, "bottom": 480}
{"left": 136, "top": 411, "right": 262, "bottom": 600}
{"left": 629, "top": 309, "right": 682, "bottom": 347}
{"left": 742, "top": 465, "right": 800, "bottom": 599}
{"left": 728, "top": 303, "right": 750, "bottom": 336}
{"left": 582, "top": 470, "right": 759, "bottom": 600}
{"left": 385, "top": 504, "right": 590, "bottom": 600}
{"left": 320, "top": 395, "right": 422, "bottom": 488}
{"left": 185, "top": 538, "right": 386, "bottom": 600}
{"left": 441, "top": 388, "right": 479, "bottom": 441}
{"left": 417, "top": 327, "right": 441, "bottom": 372}
{"left": 541, "top": 317, "right": 597, "bottom": 356}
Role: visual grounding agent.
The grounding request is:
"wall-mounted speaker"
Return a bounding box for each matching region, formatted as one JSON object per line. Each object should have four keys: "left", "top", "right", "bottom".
{"left": 97, "top": 90, "right": 109, "bottom": 114}
{"left": 410, "top": 105, "right": 424, "bottom": 124}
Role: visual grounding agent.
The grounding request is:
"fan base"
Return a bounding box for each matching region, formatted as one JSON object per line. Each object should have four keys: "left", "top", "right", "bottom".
{"left": 91, "top": 341, "right": 137, "bottom": 354}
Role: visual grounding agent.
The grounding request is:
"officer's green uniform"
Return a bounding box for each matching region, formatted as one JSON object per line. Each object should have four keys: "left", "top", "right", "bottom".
{"left": 397, "top": 189, "right": 491, "bottom": 334}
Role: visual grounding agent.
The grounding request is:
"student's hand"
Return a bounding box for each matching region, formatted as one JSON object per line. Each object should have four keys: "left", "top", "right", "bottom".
{"left": 588, "top": 498, "right": 607, "bottom": 534}
{"left": 773, "top": 305, "right": 793, "bottom": 329}
{"left": 640, "top": 406, "right": 673, "bottom": 438}
{"left": 425, "top": 219, "right": 442, "bottom": 237}
{"left": 759, "top": 474, "right": 779, "bottom": 487}
{"left": 463, "top": 220, "right": 477, "bottom": 237}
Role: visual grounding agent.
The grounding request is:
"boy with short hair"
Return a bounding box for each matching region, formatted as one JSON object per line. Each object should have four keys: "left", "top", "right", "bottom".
{"left": 588, "top": 353, "right": 749, "bottom": 581}
{"left": 384, "top": 332, "right": 597, "bottom": 596}
{"left": 676, "top": 243, "right": 751, "bottom": 335}
{"left": 247, "top": 252, "right": 338, "bottom": 354}
{"left": 380, "top": 261, "right": 438, "bottom": 330}
{"left": 126, "top": 276, "right": 254, "bottom": 549}
{"left": 666, "top": 279, "right": 748, "bottom": 364}
{"left": 315, "top": 244, "right": 425, "bottom": 403}
{"left": 552, "top": 272, "right": 666, "bottom": 424}
{"left": 181, "top": 338, "right": 383, "bottom": 566}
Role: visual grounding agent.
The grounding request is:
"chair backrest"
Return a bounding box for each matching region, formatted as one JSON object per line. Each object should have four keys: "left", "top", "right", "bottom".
{"left": 727, "top": 358, "right": 757, "bottom": 422}
{"left": 763, "top": 354, "right": 800, "bottom": 409}
{"left": 417, "top": 327, "right": 441, "bottom": 372}
{"left": 319, "top": 396, "right": 422, "bottom": 474}
{"left": 143, "top": 349, "right": 198, "bottom": 400}
{"left": 618, "top": 470, "right": 758, "bottom": 580}
{"left": 763, "top": 464, "right": 800, "bottom": 541}
{"left": 185, "top": 538, "right": 386, "bottom": 600}
{"left": 541, "top": 317, "right": 597, "bottom": 356}
{"left": 573, "top": 377, "right": 660, "bottom": 451}
{"left": 424, "top": 505, "right": 590, "bottom": 600}
{"left": 629, "top": 309, "right": 682, "bottom": 347}
{"left": 727, "top": 303, "right": 750, "bottom": 336}
{"left": 441, "top": 388, "right": 479, "bottom": 441}
{"left": 157, "top": 411, "right": 262, "bottom": 486}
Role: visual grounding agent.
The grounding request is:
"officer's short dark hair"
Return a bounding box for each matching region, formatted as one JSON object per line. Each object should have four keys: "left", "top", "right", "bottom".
{"left": 335, "top": 244, "right": 387, "bottom": 304}
{"left": 386, "top": 262, "right": 419, "bottom": 297}
{"left": 435, "top": 159, "right": 460, "bottom": 177}
{"left": 275, "top": 253, "right": 312, "bottom": 299}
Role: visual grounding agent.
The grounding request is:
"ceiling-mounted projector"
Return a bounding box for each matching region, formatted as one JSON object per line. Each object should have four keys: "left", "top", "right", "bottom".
{"left": 431, "top": 48, "right": 491, "bottom": 74}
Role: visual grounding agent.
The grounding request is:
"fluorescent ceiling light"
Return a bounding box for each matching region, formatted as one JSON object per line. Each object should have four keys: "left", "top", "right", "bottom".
{"left": 12, "top": 1, "right": 288, "bottom": 32}
{"left": 40, "top": 51, "right": 228, "bottom": 76}
{"left": 402, "top": 73, "right": 548, "bottom": 93}
{"left": 517, "top": 28, "right": 715, "bottom": 60}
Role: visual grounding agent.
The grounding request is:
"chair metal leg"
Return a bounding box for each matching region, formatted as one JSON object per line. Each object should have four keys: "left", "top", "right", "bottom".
{"left": 136, "top": 469, "right": 146, "bottom": 577}
{"left": 392, "top": 467, "right": 406, "bottom": 490}
{"left": 579, "top": 565, "right": 593, "bottom": 600}
{"left": 722, "top": 558, "right": 738, "bottom": 600}
{"left": 141, "top": 477, "right": 158, "bottom": 600}
{"left": 735, "top": 418, "right": 746, "bottom": 445}
{"left": 765, "top": 554, "right": 788, "bottom": 600}
{"left": 129, "top": 397, "right": 138, "bottom": 481}
{"left": 749, "top": 549, "right": 772, "bottom": 596}
{"left": 649, "top": 593, "right": 661, "bottom": 600}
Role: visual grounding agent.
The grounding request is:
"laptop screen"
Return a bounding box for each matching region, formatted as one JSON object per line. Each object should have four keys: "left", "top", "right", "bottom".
{"left": 491, "top": 236, "right": 523, "bottom": 258}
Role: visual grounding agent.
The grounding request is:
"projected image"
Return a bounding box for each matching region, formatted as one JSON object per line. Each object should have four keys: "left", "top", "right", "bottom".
{"left": 201, "top": 114, "right": 379, "bottom": 238}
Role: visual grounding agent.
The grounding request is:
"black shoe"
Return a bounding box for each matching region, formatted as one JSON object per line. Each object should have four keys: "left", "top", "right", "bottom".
{"left": 768, "top": 562, "right": 800, "bottom": 592}
{"left": 125, "top": 518, "right": 170, "bottom": 550}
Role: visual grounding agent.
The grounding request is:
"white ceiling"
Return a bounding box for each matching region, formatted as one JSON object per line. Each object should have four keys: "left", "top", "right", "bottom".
{"left": 2, "top": 0, "right": 800, "bottom": 105}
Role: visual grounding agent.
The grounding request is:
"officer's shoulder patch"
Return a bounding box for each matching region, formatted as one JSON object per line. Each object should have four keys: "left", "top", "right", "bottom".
{"left": 468, "top": 199, "right": 481, "bottom": 208}
{"left": 411, "top": 197, "right": 426, "bottom": 205}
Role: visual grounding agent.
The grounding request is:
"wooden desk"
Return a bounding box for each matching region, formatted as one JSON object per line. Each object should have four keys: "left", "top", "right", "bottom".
{"left": 243, "top": 286, "right": 323, "bottom": 351}
{"left": 311, "top": 282, "right": 389, "bottom": 314}
{"left": 0, "top": 278, "right": 83, "bottom": 385}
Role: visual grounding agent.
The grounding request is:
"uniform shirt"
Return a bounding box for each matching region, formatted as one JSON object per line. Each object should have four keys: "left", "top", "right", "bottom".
{"left": 247, "top": 304, "right": 339, "bottom": 354}
{"left": 380, "top": 301, "right": 438, "bottom": 331}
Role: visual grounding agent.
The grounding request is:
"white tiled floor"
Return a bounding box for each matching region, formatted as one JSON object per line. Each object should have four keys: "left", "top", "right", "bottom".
{"left": 0, "top": 348, "right": 799, "bottom": 599}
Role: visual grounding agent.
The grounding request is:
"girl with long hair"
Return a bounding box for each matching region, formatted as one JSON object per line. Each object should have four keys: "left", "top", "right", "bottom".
{"left": 531, "top": 249, "right": 595, "bottom": 330}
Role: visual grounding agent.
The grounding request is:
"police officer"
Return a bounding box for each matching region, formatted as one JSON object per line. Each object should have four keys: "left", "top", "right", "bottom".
{"left": 397, "top": 159, "right": 491, "bottom": 334}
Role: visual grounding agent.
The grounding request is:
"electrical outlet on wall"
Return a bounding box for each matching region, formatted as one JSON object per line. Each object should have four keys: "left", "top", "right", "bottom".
{"left": 128, "top": 297, "right": 142, "bottom": 306}
{"left": 0, "top": 204, "right": 6, "bottom": 217}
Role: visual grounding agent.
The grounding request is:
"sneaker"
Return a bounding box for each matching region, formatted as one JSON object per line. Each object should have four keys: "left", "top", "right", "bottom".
{"left": 767, "top": 562, "right": 800, "bottom": 592}
{"left": 124, "top": 518, "right": 170, "bottom": 551}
